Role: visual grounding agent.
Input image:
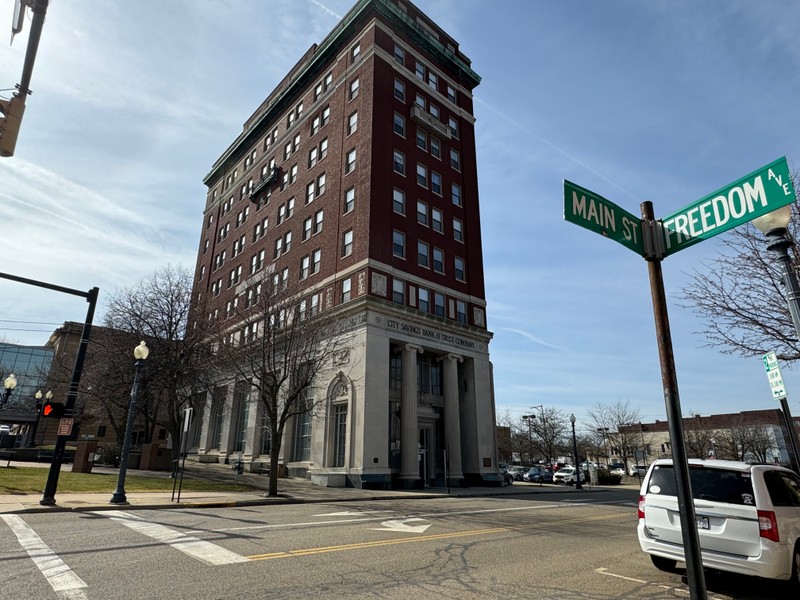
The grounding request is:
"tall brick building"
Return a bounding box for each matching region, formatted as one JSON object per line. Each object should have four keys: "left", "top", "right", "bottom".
{"left": 190, "top": 0, "right": 496, "bottom": 488}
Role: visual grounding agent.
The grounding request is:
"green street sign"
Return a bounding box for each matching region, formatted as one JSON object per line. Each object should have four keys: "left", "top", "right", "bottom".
{"left": 564, "top": 180, "right": 644, "bottom": 255}
{"left": 662, "top": 157, "right": 796, "bottom": 256}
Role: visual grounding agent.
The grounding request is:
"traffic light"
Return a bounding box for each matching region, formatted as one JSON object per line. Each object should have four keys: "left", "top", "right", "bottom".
{"left": 0, "top": 95, "right": 26, "bottom": 158}
{"left": 41, "top": 401, "right": 65, "bottom": 418}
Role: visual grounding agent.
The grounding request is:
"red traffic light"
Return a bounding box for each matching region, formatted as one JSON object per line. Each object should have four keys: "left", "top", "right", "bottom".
{"left": 42, "top": 401, "right": 65, "bottom": 418}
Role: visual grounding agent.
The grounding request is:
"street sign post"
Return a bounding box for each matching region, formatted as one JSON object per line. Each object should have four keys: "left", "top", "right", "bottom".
{"left": 763, "top": 351, "right": 787, "bottom": 399}
{"left": 662, "top": 157, "right": 796, "bottom": 256}
{"left": 563, "top": 180, "right": 644, "bottom": 256}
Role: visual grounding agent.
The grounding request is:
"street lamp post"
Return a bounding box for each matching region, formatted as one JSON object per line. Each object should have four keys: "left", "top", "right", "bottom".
{"left": 1, "top": 373, "right": 17, "bottom": 407}
{"left": 753, "top": 206, "right": 800, "bottom": 474}
{"left": 29, "top": 389, "right": 51, "bottom": 447}
{"left": 570, "top": 414, "right": 583, "bottom": 489}
{"left": 522, "top": 414, "right": 534, "bottom": 464}
{"left": 110, "top": 341, "right": 150, "bottom": 505}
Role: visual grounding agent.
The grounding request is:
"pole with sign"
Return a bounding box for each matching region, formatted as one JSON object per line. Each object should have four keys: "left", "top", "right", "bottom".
{"left": 763, "top": 352, "right": 800, "bottom": 473}
{"left": 563, "top": 157, "right": 797, "bottom": 600}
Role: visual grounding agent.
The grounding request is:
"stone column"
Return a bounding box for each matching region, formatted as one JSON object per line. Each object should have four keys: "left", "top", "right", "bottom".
{"left": 197, "top": 390, "right": 213, "bottom": 455}
{"left": 441, "top": 353, "right": 464, "bottom": 483}
{"left": 399, "top": 344, "right": 422, "bottom": 484}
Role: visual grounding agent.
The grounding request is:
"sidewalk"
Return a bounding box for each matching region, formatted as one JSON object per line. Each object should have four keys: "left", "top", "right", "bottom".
{"left": 0, "top": 461, "right": 640, "bottom": 514}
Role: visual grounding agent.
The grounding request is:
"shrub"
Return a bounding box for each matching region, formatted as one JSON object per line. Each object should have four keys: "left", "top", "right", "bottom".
{"left": 94, "top": 444, "right": 122, "bottom": 467}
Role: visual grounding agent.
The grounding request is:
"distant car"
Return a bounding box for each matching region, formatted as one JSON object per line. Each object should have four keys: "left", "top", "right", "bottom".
{"left": 500, "top": 469, "right": 514, "bottom": 485}
{"left": 610, "top": 466, "right": 626, "bottom": 477}
{"left": 638, "top": 459, "right": 800, "bottom": 586}
{"left": 553, "top": 466, "right": 585, "bottom": 485}
{"left": 507, "top": 466, "right": 528, "bottom": 481}
{"left": 629, "top": 465, "right": 648, "bottom": 477}
{"left": 524, "top": 467, "right": 553, "bottom": 483}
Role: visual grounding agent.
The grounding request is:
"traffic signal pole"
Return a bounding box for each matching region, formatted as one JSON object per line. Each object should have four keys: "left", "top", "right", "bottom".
{"left": 0, "top": 271, "right": 98, "bottom": 506}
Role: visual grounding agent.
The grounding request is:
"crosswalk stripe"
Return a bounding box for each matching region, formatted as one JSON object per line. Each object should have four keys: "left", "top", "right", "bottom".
{"left": 1, "top": 514, "right": 89, "bottom": 599}
{"left": 98, "top": 510, "right": 249, "bottom": 566}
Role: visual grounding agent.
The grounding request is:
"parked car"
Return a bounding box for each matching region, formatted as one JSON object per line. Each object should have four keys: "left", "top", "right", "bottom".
{"left": 507, "top": 466, "right": 528, "bottom": 481}
{"left": 553, "top": 466, "right": 585, "bottom": 485}
{"left": 609, "top": 466, "right": 626, "bottom": 477}
{"left": 629, "top": 464, "right": 648, "bottom": 477}
{"left": 637, "top": 458, "right": 800, "bottom": 587}
{"left": 500, "top": 469, "right": 514, "bottom": 485}
{"left": 524, "top": 467, "right": 553, "bottom": 483}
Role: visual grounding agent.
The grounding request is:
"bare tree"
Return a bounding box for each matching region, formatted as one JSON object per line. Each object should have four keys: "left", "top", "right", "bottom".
{"left": 681, "top": 173, "right": 800, "bottom": 362}
{"left": 210, "top": 277, "right": 344, "bottom": 497}
{"left": 527, "top": 407, "right": 568, "bottom": 466}
{"left": 92, "top": 265, "right": 215, "bottom": 461}
{"left": 588, "top": 399, "right": 642, "bottom": 468}
{"left": 682, "top": 414, "right": 715, "bottom": 459}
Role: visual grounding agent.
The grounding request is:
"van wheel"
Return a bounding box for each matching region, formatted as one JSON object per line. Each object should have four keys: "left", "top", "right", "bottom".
{"left": 650, "top": 555, "right": 677, "bottom": 572}
{"left": 790, "top": 543, "right": 800, "bottom": 590}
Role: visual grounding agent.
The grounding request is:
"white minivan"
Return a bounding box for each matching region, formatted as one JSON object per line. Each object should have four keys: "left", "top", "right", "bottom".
{"left": 637, "top": 459, "right": 800, "bottom": 587}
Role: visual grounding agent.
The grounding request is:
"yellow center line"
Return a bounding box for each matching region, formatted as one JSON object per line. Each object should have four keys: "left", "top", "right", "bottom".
{"left": 246, "top": 512, "right": 628, "bottom": 561}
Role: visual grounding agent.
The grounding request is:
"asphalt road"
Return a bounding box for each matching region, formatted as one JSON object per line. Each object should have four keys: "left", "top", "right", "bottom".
{"left": 0, "top": 487, "right": 792, "bottom": 599}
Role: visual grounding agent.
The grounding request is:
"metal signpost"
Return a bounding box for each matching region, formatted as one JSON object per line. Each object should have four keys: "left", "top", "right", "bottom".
{"left": 762, "top": 352, "right": 800, "bottom": 473}
{"left": 563, "top": 157, "right": 797, "bottom": 600}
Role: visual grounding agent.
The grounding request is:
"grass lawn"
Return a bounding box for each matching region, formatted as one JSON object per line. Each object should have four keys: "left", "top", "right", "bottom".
{"left": 0, "top": 468, "right": 255, "bottom": 495}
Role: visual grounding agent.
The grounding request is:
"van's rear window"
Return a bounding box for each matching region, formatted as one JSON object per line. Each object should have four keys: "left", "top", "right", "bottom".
{"left": 648, "top": 466, "right": 755, "bottom": 506}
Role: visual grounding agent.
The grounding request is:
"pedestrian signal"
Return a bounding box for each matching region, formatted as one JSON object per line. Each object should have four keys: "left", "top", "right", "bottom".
{"left": 42, "top": 401, "right": 65, "bottom": 418}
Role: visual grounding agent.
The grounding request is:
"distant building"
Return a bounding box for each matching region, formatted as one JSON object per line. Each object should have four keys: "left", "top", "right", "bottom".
{"left": 616, "top": 410, "right": 798, "bottom": 467}
{"left": 189, "top": 0, "right": 496, "bottom": 488}
{"left": 0, "top": 341, "right": 53, "bottom": 440}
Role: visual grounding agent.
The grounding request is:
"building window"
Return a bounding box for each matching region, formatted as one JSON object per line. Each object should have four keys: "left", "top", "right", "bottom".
{"left": 393, "top": 188, "right": 405, "bottom": 214}
{"left": 416, "top": 128, "right": 427, "bottom": 151}
{"left": 418, "top": 288, "right": 429, "bottom": 312}
{"left": 351, "top": 43, "right": 360, "bottom": 62}
{"left": 302, "top": 216, "right": 312, "bottom": 241}
{"left": 322, "top": 106, "right": 330, "bottom": 126}
{"left": 428, "top": 71, "right": 438, "bottom": 90}
{"left": 452, "top": 182, "right": 462, "bottom": 207}
{"left": 306, "top": 181, "right": 316, "bottom": 204}
{"left": 416, "top": 163, "right": 427, "bottom": 188}
{"left": 454, "top": 256, "right": 465, "bottom": 281}
{"left": 418, "top": 240, "right": 429, "bottom": 268}
{"left": 393, "top": 44, "right": 405, "bottom": 65}
{"left": 432, "top": 208, "right": 443, "bottom": 233}
{"left": 333, "top": 404, "right": 347, "bottom": 468}
{"left": 393, "top": 150, "right": 405, "bottom": 175}
{"left": 447, "top": 84, "right": 457, "bottom": 103}
{"left": 345, "top": 149, "right": 356, "bottom": 174}
{"left": 308, "top": 147, "right": 318, "bottom": 168}
{"left": 433, "top": 247, "right": 444, "bottom": 273}
{"left": 347, "top": 111, "right": 358, "bottom": 135}
{"left": 390, "top": 355, "right": 402, "bottom": 391}
{"left": 392, "top": 279, "right": 405, "bottom": 304}
{"left": 342, "top": 229, "right": 353, "bottom": 257}
{"left": 416, "top": 201, "right": 428, "bottom": 226}
{"left": 429, "top": 103, "right": 440, "bottom": 120}
{"left": 456, "top": 300, "right": 466, "bottom": 324}
{"left": 450, "top": 149, "right": 460, "bottom": 171}
{"left": 453, "top": 217, "right": 464, "bottom": 242}
{"left": 293, "top": 411, "right": 311, "bottom": 462}
{"left": 430, "top": 136, "right": 441, "bottom": 159}
{"left": 312, "top": 249, "right": 321, "bottom": 273}
{"left": 394, "top": 78, "right": 405, "bottom": 101}
{"left": 415, "top": 61, "right": 425, "bottom": 81}
{"left": 431, "top": 171, "right": 442, "bottom": 195}
{"left": 349, "top": 78, "right": 359, "bottom": 100}
{"left": 448, "top": 117, "right": 458, "bottom": 138}
{"left": 317, "top": 173, "right": 326, "bottom": 196}
{"left": 319, "top": 137, "right": 328, "bottom": 160}
{"left": 300, "top": 255, "right": 310, "bottom": 279}
{"left": 393, "top": 230, "right": 405, "bottom": 258}
{"left": 341, "top": 278, "right": 352, "bottom": 303}
{"left": 434, "top": 293, "right": 445, "bottom": 317}
{"left": 344, "top": 187, "right": 355, "bottom": 213}
{"left": 314, "top": 210, "right": 323, "bottom": 234}
{"left": 393, "top": 112, "right": 405, "bottom": 136}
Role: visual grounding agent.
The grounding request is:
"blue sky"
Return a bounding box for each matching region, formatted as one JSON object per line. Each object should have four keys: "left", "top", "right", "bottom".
{"left": 1, "top": 0, "right": 799, "bottom": 429}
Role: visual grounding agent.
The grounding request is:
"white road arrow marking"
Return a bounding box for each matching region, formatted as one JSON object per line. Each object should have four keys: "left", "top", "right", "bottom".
{"left": 374, "top": 518, "right": 431, "bottom": 533}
